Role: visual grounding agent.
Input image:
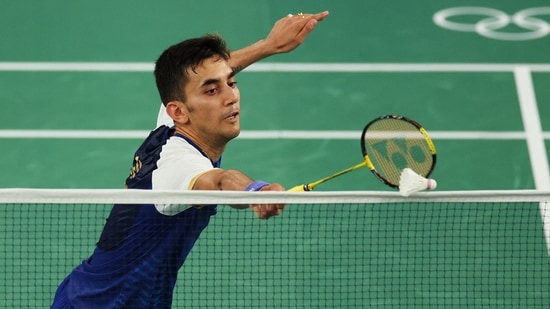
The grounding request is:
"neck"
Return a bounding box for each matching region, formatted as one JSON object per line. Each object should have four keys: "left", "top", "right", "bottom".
{"left": 173, "top": 127, "right": 225, "bottom": 162}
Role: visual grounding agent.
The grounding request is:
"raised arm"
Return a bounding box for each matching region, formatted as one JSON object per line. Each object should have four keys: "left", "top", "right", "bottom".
{"left": 230, "top": 11, "right": 330, "bottom": 72}
{"left": 156, "top": 11, "right": 329, "bottom": 127}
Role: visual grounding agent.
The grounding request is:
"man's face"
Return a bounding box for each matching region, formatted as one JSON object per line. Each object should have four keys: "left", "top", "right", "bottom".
{"left": 182, "top": 56, "right": 240, "bottom": 145}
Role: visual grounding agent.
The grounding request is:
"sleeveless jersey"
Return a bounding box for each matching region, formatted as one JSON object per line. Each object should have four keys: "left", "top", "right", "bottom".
{"left": 52, "top": 125, "right": 219, "bottom": 308}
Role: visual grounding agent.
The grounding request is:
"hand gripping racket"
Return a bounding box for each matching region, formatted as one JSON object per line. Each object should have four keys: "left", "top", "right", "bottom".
{"left": 288, "top": 115, "right": 437, "bottom": 193}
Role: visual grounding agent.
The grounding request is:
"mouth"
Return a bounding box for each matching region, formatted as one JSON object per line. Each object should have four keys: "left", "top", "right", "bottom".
{"left": 224, "top": 110, "right": 240, "bottom": 121}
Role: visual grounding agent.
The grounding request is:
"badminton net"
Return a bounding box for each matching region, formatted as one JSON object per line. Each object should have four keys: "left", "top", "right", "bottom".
{"left": 0, "top": 189, "right": 549, "bottom": 308}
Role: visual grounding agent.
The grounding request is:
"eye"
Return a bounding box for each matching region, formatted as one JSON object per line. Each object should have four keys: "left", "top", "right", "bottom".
{"left": 205, "top": 87, "right": 219, "bottom": 95}
{"left": 228, "top": 81, "right": 238, "bottom": 88}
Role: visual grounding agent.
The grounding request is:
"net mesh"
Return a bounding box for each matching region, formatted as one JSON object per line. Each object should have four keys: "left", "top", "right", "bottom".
{"left": 1, "top": 189, "right": 549, "bottom": 308}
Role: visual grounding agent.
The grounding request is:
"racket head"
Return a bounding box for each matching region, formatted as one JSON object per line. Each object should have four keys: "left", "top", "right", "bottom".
{"left": 360, "top": 115, "right": 437, "bottom": 188}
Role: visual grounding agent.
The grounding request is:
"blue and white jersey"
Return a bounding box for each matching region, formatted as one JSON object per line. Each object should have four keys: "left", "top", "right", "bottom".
{"left": 52, "top": 125, "right": 220, "bottom": 309}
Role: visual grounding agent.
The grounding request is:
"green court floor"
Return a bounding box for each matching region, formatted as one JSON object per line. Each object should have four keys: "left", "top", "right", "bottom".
{"left": 0, "top": 0, "right": 549, "bottom": 308}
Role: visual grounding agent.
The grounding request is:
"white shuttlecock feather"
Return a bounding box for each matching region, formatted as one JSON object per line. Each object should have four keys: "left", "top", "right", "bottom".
{"left": 399, "top": 168, "right": 437, "bottom": 197}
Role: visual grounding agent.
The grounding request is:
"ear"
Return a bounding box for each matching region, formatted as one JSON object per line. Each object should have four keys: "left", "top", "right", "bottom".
{"left": 165, "top": 101, "right": 189, "bottom": 124}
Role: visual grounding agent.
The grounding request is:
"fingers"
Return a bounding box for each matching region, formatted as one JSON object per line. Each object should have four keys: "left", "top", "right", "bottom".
{"left": 263, "top": 11, "right": 328, "bottom": 54}
{"left": 306, "top": 11, "right": 330, "bottom": 21}
{"left": 287, "top": 11, "right": 329, "bottom": 46}
{"left": 249, "top": 183, "right": 285, "bottom": 219}
{"left": 250, "top": 203, "right": 285, "bottom": 219}
{"left": 286, "top": 11, "right": 329, "bottom": 21}
{"left": 314, "top": 11, "right": 330, "bottom": 21}
{"left": 296, "top": 19, "right": 319, "bottom": 42}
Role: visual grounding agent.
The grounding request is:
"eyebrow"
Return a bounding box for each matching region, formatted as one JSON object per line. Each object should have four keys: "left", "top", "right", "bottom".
{"left": 200, "top": 70, "right": 237, "bottom": 88}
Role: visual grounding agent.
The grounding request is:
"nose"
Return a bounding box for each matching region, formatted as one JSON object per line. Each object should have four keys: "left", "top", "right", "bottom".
{"left": 223, "top": 84, "right": 239, "bottom": 105}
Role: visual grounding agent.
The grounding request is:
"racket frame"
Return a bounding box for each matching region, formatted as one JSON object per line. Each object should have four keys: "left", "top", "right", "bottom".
{"left": 288, "top": 115, "right": 437, "bottom": 192}
{"left": 360, "top": 114, "right": 437, "bottom": 188}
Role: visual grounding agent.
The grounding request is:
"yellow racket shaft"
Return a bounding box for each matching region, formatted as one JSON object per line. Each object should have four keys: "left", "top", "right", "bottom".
{"left": 288, "top": 160, "right": 371, "bottom": 192}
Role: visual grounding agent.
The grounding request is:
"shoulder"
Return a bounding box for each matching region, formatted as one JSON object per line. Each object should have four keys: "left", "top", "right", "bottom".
{"left": 156, "top": 135, "right": 214, "bottom": 173}
{"left": 161, "top": 136, "right": 207, "bottom": 159}
{"left": 152, "top": 136, "right": 216, "bottom": 191}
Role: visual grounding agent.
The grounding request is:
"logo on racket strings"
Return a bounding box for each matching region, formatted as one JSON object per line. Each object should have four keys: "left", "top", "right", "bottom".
{"left": 370, "top": 139, "right": 428, "bottom": 171}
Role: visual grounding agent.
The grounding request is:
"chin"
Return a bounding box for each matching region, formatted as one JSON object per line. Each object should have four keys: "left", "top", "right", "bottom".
{"left": 224, "top": 128, "right": 240, "bottom": 141}
{"left": 231, "top": 129, "right": 241, "bottom": 139}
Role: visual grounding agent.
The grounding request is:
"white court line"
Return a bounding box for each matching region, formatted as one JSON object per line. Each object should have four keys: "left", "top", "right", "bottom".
{"left": 2, "top": 61, "right": 549, "bottom": 254}
{"left": 248, "top": 63, "right": 550, "bottom": 73}
{"left": 0, "top": 129, "right": 548, "bottom": 140}
{"left": 0, "top": 130, "right": 151, "bottom": 139}
{"left": 0, "top": 62, "right": 154, "bottom": 72}
{"left": 2, "top": 62, "right": 550, "bottom": 72}
{"left": 514, "top": 66, "right": 550, "bottom": 256}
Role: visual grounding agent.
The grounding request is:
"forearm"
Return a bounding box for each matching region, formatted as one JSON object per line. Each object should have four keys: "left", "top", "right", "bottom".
{"left": 192, "top": 169, "right": 283, "bottom": 217}
{"left": 230, "top": 40, "right": 273, "bottom": 73}
{"left": 230, "top": 11, "right": 329, "bottom": 73}
{"left": 193, "top": 169, "right": 254, "bottom": 191}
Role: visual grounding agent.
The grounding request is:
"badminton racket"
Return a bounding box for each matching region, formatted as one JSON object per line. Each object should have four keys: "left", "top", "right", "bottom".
{"left": 288, "top": 115, "right": 437, "bottom": 192}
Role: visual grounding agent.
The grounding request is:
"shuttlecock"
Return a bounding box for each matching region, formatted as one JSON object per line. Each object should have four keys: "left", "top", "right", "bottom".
{"left": 399, "top": 168, "right": 437, "bottom": 197}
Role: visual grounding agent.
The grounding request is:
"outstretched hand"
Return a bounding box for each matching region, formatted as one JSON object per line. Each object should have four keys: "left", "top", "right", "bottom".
{"left": 228, "top": 10, "right": 329, "bottom": 72}
{"left": 263, "top": 11, "right": 330, "bottom": 54}
{"left": 249, "top": 183, "right": 286, "bottom": 219}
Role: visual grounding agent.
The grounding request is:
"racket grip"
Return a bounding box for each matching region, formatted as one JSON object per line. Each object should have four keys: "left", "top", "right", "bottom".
{"left": 288, "top": 184, "right": 312, "bottom": 192}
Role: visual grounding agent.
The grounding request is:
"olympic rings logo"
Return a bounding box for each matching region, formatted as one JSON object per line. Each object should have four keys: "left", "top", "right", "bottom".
{"left": 433, "top": 7, "right": 550, "bottom": 41}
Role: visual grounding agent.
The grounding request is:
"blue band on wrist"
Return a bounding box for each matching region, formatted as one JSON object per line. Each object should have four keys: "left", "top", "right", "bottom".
{"left": 245, "top": 180, "right": 270, "bottom": 192}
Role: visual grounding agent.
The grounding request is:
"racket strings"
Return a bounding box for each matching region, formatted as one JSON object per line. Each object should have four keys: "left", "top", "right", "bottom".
{"left": 363, "top": 118, "right": 434, "bottom": 186}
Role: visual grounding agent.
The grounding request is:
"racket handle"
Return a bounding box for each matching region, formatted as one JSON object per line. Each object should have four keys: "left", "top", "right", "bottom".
{"left": 287, "top": 184, "right": 312, "bottom": 192}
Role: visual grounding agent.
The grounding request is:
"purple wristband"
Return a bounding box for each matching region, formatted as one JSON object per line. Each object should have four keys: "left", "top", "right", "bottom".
{"left": 245, "top": 180, "right": 270, "bottom": 192}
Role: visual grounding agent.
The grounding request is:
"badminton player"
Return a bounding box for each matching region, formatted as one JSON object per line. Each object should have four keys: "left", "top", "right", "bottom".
{"left": 51, "top": 11, "right": 329, "bottom": 309}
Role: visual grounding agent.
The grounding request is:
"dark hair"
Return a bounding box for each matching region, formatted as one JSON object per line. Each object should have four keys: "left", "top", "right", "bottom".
{"left": 154, "top": 34, "right": 231, "bottom": 105}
